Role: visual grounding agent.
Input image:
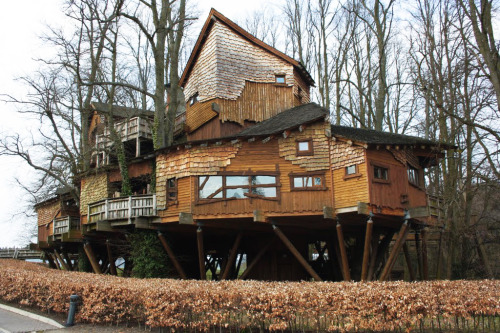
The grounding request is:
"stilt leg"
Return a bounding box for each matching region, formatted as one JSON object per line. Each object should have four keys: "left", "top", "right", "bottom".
{"left": 379, "top": 220, "right": 410, "bottom": 281}
{"left": 239, "top": 239, "right": 274, "bottom": 280}
{"left": 336, "top": 222, "right": 351, "bottom": 281}
{"left": 83, "top": 242, "right": 102, "bottom": 274}
{"left": 158, "top": 232, "right": 187, "bottom": 279}
{"left": 221, "top": 232, "right": 243, "bottom": 280}
{"left": 403, "top": 242, "right": 416, "bottom": 281}
{"left": 197, "top": 227, "right": 206, "bottom": 280}
{"left": 106, "top": 240, "right": 117, "bottom": 276}
{"left": 361, "top": 217, "right": 373, "bottom": 281}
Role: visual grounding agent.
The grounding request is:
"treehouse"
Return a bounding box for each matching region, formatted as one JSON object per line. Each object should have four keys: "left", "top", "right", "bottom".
{"left": 72, "top": 9, "right": 450, "bottom": 281}
{"left": 35, "top": 188, "right": 81, "bottom": 269}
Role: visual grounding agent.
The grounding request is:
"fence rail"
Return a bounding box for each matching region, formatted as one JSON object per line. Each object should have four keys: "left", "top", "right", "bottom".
{"left": 0, "top": 248, "right": 43, "bottom": 260}
{"left": 88, "top": 194, "right": 156, "bottom": 223}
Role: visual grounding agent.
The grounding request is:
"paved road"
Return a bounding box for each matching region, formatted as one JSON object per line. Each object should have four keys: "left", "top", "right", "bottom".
{"left": 0, "top": 307, "right": 62, "bottom": 333}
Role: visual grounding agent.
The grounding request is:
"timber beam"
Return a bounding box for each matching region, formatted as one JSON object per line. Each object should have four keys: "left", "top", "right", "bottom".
{"left": 379, "top": 217, "right": 411, "bottom": 281}
{"left": 336, "top": 222, "right": 351, "bottom": 281}
{"left": 83, "top": 242, "right": 102, "bottom": 274}
{"left": 368, "top": 230, "right": 394, "bottom": 281}
{"left": 221, "top": 232, "right": 243, "bottom": 280}
{"left": 158, "top": 232, "right": 187, "bottom": 279}
{"left": 361, "top": 216, "right": 374, "bottom": 281}
{"left": 44, "top": 251, "right": 57, "bottom": 269}
{"left": 54, "top": 249, "right": 69, "bottom": 271}
{"left": 106, "top": 240, "right": 117, "bottom": 276}
{"left": 60, "top": 247, "right": 74, "bottom": 271}
{"left": 196, "top": 227, "right": 206, "bottom": 280}
{"left": 403, "top": 242, "right": 416, "bottom": 281}
{"left": 272, "top": 225, "right": 322, "bottom": 281}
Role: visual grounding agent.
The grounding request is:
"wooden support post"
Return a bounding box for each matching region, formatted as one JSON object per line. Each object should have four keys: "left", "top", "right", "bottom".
{"left": 361, "top": 217, "right": 373, "bottom": 281}
{"left": 83, "top": 242, "right": 102, "bottom": 274}
{"left": 239, "top": 239, "right": 274, "bottom": 280}
{"left": 106, "top": 240, "right": 117, "bottom": 276}
{"left": 54, "top": 249, "right": 69, "bottom": 271}
{"left": 61, "top": 248, "right": 73, "bottom": 271}
{"left": 421, "top": 228, "right": 429, "bottom": 280}
{"left": 415, "top": 231, "right": 424, "bottom": 280}
{"left": 221, "top": 232, "right": 243, "bottom": 280}
{"left": 379, "top": 221, "right": 410, "bottom": 281}
{"left": 403, "top": 243, "right": 416, "bottom": 281}
{"left": 158, "top": 232, "right": 187, "bottom": 279}
{"left": 336, "top": 222, "right": 351, "bottom": 281}
{"left": 234, "top": 252, "right": 244, "bottom": 279}
{"left": 44, "top": 251, "right": 57, "bottom": 269}
{"left": 273, "top": 225, "right": 322, "bottom": 281}
{"left": 196, "top": 227, "right": 206, "bottom": 280}
{"left": 368, "top": 231, "right": 393, "bottom": 281}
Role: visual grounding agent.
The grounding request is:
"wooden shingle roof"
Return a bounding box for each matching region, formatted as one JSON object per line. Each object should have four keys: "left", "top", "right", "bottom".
{"left": 237, "top": 103, "right": 328, "bottom": 137}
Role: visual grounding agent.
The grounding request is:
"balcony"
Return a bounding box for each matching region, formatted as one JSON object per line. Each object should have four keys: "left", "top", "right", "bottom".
{"left": 52, "top": 216, "right": 81, "bottom": 242}
{"left": 88, "top": 194, "right": 157, "bottom": 226}
{"left": 96, "top": 116, "right": 153, "bottom": 148}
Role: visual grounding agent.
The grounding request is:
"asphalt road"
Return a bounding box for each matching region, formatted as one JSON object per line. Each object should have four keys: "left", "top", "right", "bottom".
{"left": 0, "top": 307, "right": 62, "bottom": 333}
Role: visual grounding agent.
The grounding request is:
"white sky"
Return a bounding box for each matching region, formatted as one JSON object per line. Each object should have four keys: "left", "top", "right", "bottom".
{"left": 0, "top": 0, "right": 282, "bottom": 247}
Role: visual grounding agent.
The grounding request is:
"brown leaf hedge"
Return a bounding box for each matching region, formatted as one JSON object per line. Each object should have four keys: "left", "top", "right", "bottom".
{"left": 1, "top": 260, "right": 499, "bottom": 331}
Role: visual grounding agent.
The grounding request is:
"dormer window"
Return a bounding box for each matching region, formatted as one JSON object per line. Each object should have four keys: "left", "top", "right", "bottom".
{"left": 275, "top": 74, "right": 286, "bottom": 84}
{"left": 189, "top": 93, "right": 198, "bottom": 106}
{"left": 296, "top": 139, "right": 313, "bottom": 156}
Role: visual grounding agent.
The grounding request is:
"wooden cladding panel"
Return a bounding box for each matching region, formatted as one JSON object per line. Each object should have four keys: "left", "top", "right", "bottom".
{"left": 293, "top": 70, "right": 311, "bottom": 104}
{"left": 36, "top": 201, "right": 59, "bottom": 227}
{"left": 38, "top": 224, "right": 52, "bottom": 243}
{"left": 185, "top": 100, "right": 218, "bottom": 133}
{"left": 367, "top": 149, "right": 427, "bottom": 210}
{"left": 158, "top": 177, "right": 193, "bottom": 218}
{"left": 187, "top": 117, "right": 253, "bottom": 142}
{"left": 333, "top": 162, "right": 369, "bottom": 209}
{"left": 108, "top": 160, "right": 152, "bottom": 183}
{"left": 156, "top": 143, "right": 240, "bottom": 209}
{"left": 80, "top": 173, "right": 108, "bottom": 216}
{"left": 278, "top": 122, "right": 330, "bottom": 172}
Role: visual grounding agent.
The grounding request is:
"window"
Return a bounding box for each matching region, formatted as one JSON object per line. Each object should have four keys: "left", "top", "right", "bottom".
{"left": 198, "top": 174, "right": 279, "bottom": 202}
{"left": 290, "top": 173, "right": 326, "bottom": 191}
{"left": 189, "top": 93, "right": 198, "bottom": 106}
{"left": 345, "top": 165, "right": 357, "bottom": 175}
{"left": 275, "top": 74, "right": 286, "bottom": 84}
{"left": 296, "top": 139, "right": 313, "bottom": 156}
{"left": 166, "top": 178, "right": 177, "bottom": 204}
{"left": 408, "top": 165, "right": 420, "bottom": 186}
{"left": 373, "top": 165, "right": 389, "bottom": 181}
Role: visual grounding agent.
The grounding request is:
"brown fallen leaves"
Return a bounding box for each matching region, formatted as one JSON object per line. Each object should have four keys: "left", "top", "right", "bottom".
{"left": 1, "top": 260, "right": 499, "bottom": 331}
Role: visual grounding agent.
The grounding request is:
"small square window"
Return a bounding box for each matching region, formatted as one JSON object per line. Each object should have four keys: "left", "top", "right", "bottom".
{"left": 296, "top": 139, "right": 313, "bottom": 156}
{"left": 346, "top": 165, "right": 357, "bottom": 175}
{"left": 275, "top": 75, "right": 286, "bottom": 84}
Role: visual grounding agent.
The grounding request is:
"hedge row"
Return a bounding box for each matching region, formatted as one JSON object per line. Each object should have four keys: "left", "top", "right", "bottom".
{"left": 1, "top": 260, "right": 499, "bottom": 331}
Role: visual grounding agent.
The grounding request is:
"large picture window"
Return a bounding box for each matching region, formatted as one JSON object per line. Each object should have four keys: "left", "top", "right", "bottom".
{"left": 198, "top": 174, "right": 279, "bottom": 202}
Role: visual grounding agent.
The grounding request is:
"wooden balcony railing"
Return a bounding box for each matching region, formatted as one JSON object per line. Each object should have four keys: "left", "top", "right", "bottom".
{"left": 88, "top": 194, "right": 157, "bottom": 223}
{"left": 96, "top": 117, "right": 153, "bottom": 149}
{"left": 53, "top": 216, "right": 80, "bottom": 236}
{"left": 428, "top": 195, "right": 444, "bottom": 219}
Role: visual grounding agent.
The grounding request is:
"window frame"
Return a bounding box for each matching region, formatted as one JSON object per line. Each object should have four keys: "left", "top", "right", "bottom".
{"left": 344, "top": 164, "right": 362, "bottom": 180}
{"left": 290, "top": 172, "right": 327, "bottom": 191}
{"left": 196, "top": 171, "right": 281, "bottom": 204}
{"left": 296, "top": 139, "right": 314, "bottom": 156}
{"left": 275, "top": 74, "right": 286, "bottom": 85}
{"left": 371, "top": 163, "right": 390, "bottom": 184}
{"left": 166, "top": 178, "right": 178, "bottom": 206}
{"left": 407, "top": 164, "right": 420, "bottom": 187}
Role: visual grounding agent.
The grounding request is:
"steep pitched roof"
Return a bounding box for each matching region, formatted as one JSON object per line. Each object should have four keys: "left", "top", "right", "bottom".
{"left": 237, "top": 103, "right": 328, "bottom": 137}
{"left": 91, "top": 102, "right": 154, "bottom": 119}
{"left": 330, "top": 125, "right": 452, "bottom": 148}
{"left": 180, "top": 8, "right": 315, "bottom": 87}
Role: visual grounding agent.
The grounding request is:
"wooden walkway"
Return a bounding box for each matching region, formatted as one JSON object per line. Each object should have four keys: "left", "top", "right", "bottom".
{"left": 0, "top": 248, "right": 43, "bottom": 260}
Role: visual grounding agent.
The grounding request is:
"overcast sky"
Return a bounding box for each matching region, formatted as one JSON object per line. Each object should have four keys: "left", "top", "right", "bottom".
{"left": 0, "top": 0, "right": 282, "bottom": 247}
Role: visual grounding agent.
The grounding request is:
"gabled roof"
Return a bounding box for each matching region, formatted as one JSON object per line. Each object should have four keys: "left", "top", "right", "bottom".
{"left": 237, "top": 103, "right": 328, "bottom": 137}
{"left": 179, "top": 8, "right": 315, "bottom": 87}
{"left": 330, "top": 125, "right": 453, "bottom": 148}
{"left": 91, "top": 102, "right": 154, "bottom": 119}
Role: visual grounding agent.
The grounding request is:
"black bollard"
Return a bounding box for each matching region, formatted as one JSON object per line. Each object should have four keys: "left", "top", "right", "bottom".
{"left": 64, "top": 294, "right": 80, "bottom": 327}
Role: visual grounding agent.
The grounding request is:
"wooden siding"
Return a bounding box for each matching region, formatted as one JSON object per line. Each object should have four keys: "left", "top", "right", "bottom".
{"left": 108, "top": 160, "right": 152, "bottom": 183}
{"left": 187, "top": 117, "right": 254, "bottom": 142}
{"left": 36, "top": 200, "right": 60, "bottom": 227}
{"left": 279, "top": 122, "right": 330, "bottom": 172}
{"left": 293, "top": 70, "right": 311, "bottom": 105}
{"left": 185, "top": 99, "right": 218, "bottom": 133}
{"left": 156, "top": 143, "right": 241, "bottom": 209}
{"left": 333, "top": 162, "right": 369, "bottom": 209}
{"left": 367, "top": 149, "right": 427, "bottom": 210}
{"left": 80, "top": 172, "right": 108, "bottom": 216}
{"left": 330, "top": 141, "right": 365, "bottom": 170}
{"left": 183, "top": 21, "right": 295, "bottom": 103}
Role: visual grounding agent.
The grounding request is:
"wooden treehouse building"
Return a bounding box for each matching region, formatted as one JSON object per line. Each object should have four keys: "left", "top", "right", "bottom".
{"left": 37, "top": 9, "right": 450, "bottom": 281}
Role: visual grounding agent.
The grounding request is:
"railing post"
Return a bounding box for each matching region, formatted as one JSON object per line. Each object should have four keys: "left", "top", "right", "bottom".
{"left": 128, "top": 196, "right": 132, "bottom": 223}
{"left": 152, "top": 194, "right": 157, "bottom": 215}
{"left": 87, "top": 204, "right": 90, "bottom": 223}
{"left": 104, "top": 199, "right": 109, "bottom": 220}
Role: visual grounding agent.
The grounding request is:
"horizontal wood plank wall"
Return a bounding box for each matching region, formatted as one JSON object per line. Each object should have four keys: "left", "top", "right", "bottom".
{"left": 185, "top": 100, "right": 218, "bottom": 133}
{"left": 158, "top": 176, "right": 193, "bottom": 219}
{"left": 187, "top": 117, "right": 253, "bottom": 142}
{"left": 108, "top": 160, "right": 152, "bottom": 182}
{"left": 80, "top": 173, "right": 109, "bottom": 218}
{"left": 333, "top": 162, "right": 369, "bottom": 209}
{"left": 192, "top": 139, "right": 331, "bottom": 217}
